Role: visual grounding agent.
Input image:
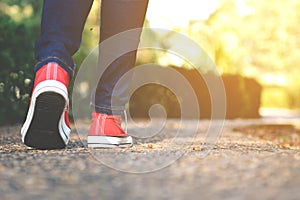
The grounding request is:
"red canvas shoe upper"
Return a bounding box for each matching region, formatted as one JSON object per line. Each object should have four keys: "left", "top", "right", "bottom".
{"left": 64, "top": 105, "right": 70, "bottom": 128}
{"left": 33, "top": 62, "right": 70, "bottom": 127}
{"left": 88, "top": 112, "right": 129, "bottom": 137}
{"left": 33, "top": 62, "right": 69, "bottom": 90}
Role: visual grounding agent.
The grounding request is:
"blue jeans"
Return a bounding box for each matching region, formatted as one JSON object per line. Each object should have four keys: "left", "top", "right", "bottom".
{"left": 34, "top": 0, "right": 148, "bottom": 114}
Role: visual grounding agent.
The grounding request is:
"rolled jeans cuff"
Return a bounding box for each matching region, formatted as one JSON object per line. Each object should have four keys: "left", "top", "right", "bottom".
{"left": 34, "top": 56, "right": 75, "bottom": 77}
{"left": 92, "top": 104, "right": 125, "bottom": 115}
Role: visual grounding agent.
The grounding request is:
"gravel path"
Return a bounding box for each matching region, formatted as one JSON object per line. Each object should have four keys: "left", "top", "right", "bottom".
{"left": 1, "top": 119, "right": 300, "bottom": 200}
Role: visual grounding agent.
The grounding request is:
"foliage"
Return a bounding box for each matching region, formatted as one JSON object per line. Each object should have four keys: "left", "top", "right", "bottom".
{"left": 0, "top": 1, "right": 42, "bottom": 125}
{"left": 1, "top": 0, "right": 300, "bottom": 125}
{"left": 129, "top": 67, "right": 262, "bottom": 119}
{"left": 0, "top": 0, "right": 99, "bottom": 125}
{"left": 185, "top": 0, "right": 300, "bottom": 109}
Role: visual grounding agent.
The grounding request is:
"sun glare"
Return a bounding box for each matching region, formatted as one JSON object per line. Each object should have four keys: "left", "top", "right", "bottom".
{"left": 146, "top": 0, "right": 220, "bottom": 29}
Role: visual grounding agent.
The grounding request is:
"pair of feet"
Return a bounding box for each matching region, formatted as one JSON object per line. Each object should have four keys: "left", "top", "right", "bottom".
{"left": 20, "top": 62, "right": 132, "bottom": 150}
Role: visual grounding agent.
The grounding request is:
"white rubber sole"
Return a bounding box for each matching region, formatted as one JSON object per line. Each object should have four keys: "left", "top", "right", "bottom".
{"left": 21, "top": 80, "right": 71, "bottom": 149}
{"left": 87, "top": 135, "right": 133, "bottom": 148}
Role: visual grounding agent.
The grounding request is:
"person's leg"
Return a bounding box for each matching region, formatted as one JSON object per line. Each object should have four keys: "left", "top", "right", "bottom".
{"left": 35, "top": 0, "right": 94, "bottom": 77}
{"left": 88, "top": 0, "right": 149, "bottom": 148}
{"left": 21, "top": 0, "right": 94, "bottom": 150}
{"left": 94, "top": 0, "right": 149, "bottom": 114}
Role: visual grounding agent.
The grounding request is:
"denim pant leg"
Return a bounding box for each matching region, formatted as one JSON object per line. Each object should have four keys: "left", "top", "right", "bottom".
{"left": 94, "top": 0, "right": 149, "bottom": 115}
{"left": 34, "top": 0, "right": 94, "bottom": 77}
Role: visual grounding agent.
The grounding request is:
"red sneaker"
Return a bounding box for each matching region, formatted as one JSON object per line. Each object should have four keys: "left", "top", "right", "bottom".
{"left": 21, "top": 62, "right": 71, "bottom": 149}
{"left": 87, "top": 112, "right": 133, "bottom": 148}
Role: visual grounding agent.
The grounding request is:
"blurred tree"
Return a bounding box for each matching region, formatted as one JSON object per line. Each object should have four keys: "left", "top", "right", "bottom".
{"left": 0, "top": 0, "right": 100, "bottom": 124}
{"left": 1, "top": 0, "right": 300, "bottom": 125}
{"left": 0, "top": 0, "right": 42, "bottom": 125}
{"left": 185, "top": 0, "right": 300, "bottom": 109}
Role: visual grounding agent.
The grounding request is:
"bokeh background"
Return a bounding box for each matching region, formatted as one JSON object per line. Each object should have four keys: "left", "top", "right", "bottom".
{"left": 1, "top": 0, "right": 300, "bottom": 125}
